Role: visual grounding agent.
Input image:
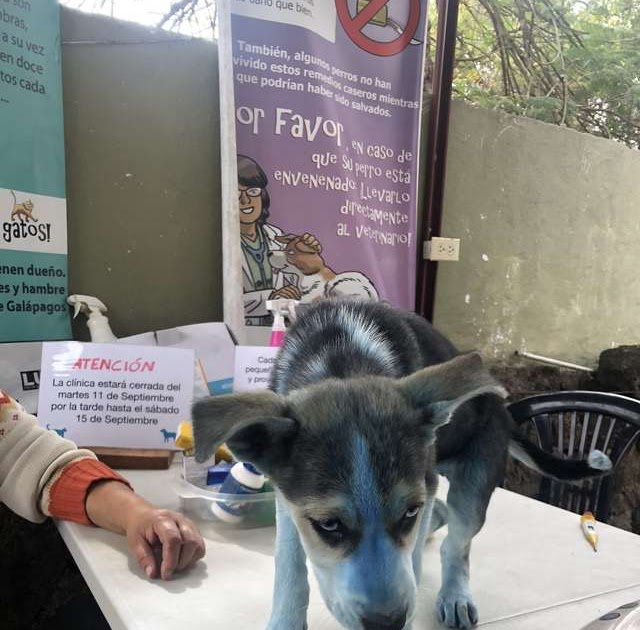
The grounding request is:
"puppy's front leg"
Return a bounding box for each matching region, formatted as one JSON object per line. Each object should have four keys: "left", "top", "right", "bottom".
{"left": 267, "top": 496, "right": 310, "bottom": 630}
{"left": 437, "top": 480, "right": 490, "bottom": 630}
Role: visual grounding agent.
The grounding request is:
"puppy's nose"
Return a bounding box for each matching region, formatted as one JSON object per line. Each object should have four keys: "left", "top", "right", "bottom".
{"left": 361, "top": 610, "right": 407, "bottom": 630}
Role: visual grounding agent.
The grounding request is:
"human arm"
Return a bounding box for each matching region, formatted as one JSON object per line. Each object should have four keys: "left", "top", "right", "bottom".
{"left": 0, "top": 392, "right": 205, "bottom": 579}
{"left": 0, "top": 391, "right": 108, "bottom": 523}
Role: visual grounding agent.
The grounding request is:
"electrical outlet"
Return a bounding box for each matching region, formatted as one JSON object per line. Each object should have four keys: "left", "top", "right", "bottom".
{"left": 425, "top": 237, "right": 460, "bottom": 261}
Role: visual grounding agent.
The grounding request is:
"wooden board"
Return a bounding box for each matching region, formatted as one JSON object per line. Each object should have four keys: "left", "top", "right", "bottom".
{"left": 89, "top": 447, "right": 175, "bottom": 470}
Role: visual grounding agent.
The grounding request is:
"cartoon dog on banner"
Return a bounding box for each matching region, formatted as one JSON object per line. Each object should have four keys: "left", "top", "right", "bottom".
{"left": 193, "top": 299, "right": 611, "bottom": 630}
{"left": 269, "top": 233, "right": 379, "bottom": 302}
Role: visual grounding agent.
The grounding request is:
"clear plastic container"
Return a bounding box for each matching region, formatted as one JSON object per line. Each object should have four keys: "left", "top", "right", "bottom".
{"left": 175, "top": 455, "right": 276, "bottom": 528}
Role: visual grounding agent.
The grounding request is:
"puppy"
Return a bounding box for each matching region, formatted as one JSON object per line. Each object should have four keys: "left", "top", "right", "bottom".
{"left": 193, "top": 299, "right": 610, "bottom": 630}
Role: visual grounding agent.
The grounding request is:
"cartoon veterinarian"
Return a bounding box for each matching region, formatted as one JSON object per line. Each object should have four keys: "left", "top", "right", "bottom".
{"left": 238, "top": 154, "right": 301, "bottom": 325}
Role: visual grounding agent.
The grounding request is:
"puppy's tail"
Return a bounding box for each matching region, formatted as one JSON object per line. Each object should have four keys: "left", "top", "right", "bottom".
{"left": 508, "top": 433, "right": 612, "bottom": 481}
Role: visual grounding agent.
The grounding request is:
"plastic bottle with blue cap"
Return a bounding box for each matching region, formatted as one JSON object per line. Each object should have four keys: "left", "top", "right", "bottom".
{"left": 210, "top": 462, "right": 265, "bottom": 524}
{"left": 209, "top": 301, "right": 292, "bottom": 523}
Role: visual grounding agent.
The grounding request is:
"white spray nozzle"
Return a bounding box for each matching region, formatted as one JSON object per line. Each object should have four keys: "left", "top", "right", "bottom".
{"left": 67, "top": 295, "right": 109, "bottom": 319}
{"left": 266, "top": 299, "right": 299, "bottom": 322}
{"left": 67, "top": 294, "right": 117, "bottom": 342}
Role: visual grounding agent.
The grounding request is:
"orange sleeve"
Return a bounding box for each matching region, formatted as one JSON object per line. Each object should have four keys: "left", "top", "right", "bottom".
{"left": 46, "top": 458, "right": 133, "bottom": 525}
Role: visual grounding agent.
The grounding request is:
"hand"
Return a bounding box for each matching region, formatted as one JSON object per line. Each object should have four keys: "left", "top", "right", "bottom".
{"left": 125, "top": 506, "right": 206, "bottom": 580}
{"left": 300, "top": 233, "right": 321, "bottom": 253}
{"left": 85, "top": 480, "right": 205, "bottom": 581}
{"left": 269, "top": 285, "right": 302, "bottom": 300}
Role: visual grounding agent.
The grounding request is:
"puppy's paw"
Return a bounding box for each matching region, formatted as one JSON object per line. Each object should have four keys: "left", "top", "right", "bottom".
{"left": 436, "top": 589, "right": 478, "bottom": 629}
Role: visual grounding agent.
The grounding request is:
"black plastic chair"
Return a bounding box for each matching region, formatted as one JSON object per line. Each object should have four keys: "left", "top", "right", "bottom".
{"left": 507, "top": 391, "right": 640, "bottom": 522}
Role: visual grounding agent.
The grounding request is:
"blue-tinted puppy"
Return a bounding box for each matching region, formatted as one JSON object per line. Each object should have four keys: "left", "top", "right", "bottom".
{"left": 193, "top": 300, "right": 610, "bottom": 630}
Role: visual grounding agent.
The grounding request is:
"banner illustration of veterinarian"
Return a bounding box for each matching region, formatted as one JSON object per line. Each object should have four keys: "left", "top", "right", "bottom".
{"left": 220, "top": 0, "right": 428, "bottom": 330}
{"left": 0, "top": 0, "right": 70, "bottom": 342}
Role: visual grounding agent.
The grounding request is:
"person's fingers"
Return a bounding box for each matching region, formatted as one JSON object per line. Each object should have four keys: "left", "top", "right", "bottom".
{"left": 302, "top": 233, "right": 322, "bottom": 252}
{"left": 152, "top": 514, "right": 183, "bottom": 580}
{"left": 130, "top": 534, "right": 159, "bottom": 579}
{"left": 175, "top": 518, "right": 206, "bottom": 571}
{"left": 274, "top": 285, "right": 300, "bottom": 299}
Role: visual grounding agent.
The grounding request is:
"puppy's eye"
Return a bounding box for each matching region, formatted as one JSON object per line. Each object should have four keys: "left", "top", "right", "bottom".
{"left": 404, "top": 505, "right": 421, "bottom": 519}
{"left": 318, "top": 518, "right": 340, "bottom": 532}
{"left": 394, "top": 504, "right": 423, "bottom": 538}
{"left": 310, "top": 517, "right": 347, "bottom": 545}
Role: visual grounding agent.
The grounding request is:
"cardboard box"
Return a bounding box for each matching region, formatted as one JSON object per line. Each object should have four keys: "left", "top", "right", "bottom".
{"left": 121, "top": 322, "right": 236, "bottom": 397}
{"left": 0, "top": 342, "right": 43, "bottom": 413}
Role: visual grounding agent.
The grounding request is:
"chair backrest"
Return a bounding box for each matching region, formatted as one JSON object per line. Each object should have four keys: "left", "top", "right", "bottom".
{"left": 507, "top": 391, "right": 640, "bottom": 522}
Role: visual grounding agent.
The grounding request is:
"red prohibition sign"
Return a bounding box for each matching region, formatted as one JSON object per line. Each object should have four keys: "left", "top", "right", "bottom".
{"left": 336, "top": 0, "right": 421, "bottom": 57}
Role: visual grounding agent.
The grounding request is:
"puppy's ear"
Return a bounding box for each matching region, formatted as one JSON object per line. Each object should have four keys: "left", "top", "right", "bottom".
{"left": 397, "top": 353, "right": 507, "bottom": 440}
{"left": 192, "top": 391, "right": 298, "bottom": 474}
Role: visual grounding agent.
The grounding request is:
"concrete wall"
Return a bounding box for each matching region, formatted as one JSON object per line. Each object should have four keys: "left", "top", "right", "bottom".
{"left": 59, "top": 9, "right": 640, "bottom": 362}
{"left": 434, "top": 101, "right": 640, "bottom": 366}
{"left": 60, "top": 8, "right": 222, "bottom": 340}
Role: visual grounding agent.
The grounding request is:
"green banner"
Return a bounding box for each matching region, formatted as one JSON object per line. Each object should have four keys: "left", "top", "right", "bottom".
{"left": 0, "top": 0, "right": 70, "bottom": 341}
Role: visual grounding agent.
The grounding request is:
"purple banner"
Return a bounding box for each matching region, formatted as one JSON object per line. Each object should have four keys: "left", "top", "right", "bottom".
{"left": 226, "top": 0, "right": 427, "bottom": 326}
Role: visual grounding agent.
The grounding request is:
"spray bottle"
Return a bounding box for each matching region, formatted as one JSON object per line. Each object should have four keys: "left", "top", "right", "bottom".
{"left": 67, "top": 295, "right": 118, "bottom": 343}
{"left": 266, "top": 299, "right": 298, "bottom": 347}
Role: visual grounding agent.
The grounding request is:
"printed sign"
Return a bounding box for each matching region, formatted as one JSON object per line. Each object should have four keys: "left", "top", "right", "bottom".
{"left": 0, "top": 0, "right": 70, "bottom": 341}
{"left": 220, "top": 0, "right": 428, "bottom": 333}
{"left": 38, "top": 342, "right": 195, "bottom": 449}
{"left": 0, "top": 341, "right": 43, "bottom": 413}
{"left": 233, "top": 345, "right": 279, "bottom": 391}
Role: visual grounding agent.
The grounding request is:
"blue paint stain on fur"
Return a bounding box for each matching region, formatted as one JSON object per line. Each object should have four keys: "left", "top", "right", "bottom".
{"left": 340, "top": 435, "right": 400, "bottom": 610}
{"left": 352, "top": 434, "right": 380, "bottom": 520}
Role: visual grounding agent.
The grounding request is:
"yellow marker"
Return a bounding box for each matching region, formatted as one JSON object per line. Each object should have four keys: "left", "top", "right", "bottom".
{"left": 215, "top": 444, "right": 234, "bottom": 463}
{"left": 581, "top": 512, "right": 599, "bottom": 552}
{"left": 175, "top": 421, "right": 234, "bottom": 462}
{"left": 175, "top": 421, "right": 194, "bottom": 451}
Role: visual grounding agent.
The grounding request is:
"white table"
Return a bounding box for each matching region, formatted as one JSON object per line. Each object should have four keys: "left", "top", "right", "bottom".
{"left": 57, "top": 464, "right": 640, "bottom": 630}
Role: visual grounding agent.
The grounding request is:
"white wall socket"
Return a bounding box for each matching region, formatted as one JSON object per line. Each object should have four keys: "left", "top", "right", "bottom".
{"left": 424, "top": 237, "right": 461, "bottom": 261}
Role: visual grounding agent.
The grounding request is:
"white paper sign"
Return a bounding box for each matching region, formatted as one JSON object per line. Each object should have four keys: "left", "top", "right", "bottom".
{"left": 38, "top": 341, "right": 194, "bottom": 448}
{"left": 230, "top": 0, "right": 336, "bottom": 43}
{"left": 233, "top": 346, "right": 280, "bottom": 391}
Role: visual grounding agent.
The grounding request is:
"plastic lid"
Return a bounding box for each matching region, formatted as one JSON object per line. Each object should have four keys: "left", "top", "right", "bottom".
{"left": 210, "top": 501, "right": 244, "bottom": 524}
